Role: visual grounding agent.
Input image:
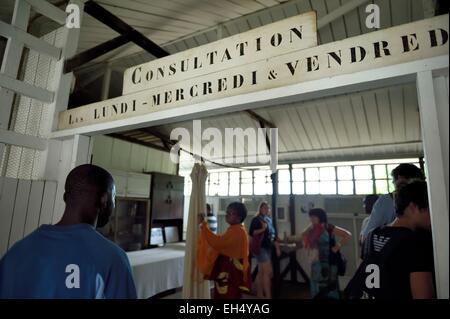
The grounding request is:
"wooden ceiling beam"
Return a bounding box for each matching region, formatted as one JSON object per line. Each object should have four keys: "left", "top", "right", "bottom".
{"left": 108, "top": 133, "right": 169, "bottom": 153}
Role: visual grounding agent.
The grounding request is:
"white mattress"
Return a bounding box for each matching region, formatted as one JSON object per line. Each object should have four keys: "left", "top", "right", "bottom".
{"left": 126, "top": 243, "right": 185, "bottom": 299}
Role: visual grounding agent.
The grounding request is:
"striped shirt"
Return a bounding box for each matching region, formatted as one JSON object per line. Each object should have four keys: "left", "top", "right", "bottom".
{"left": 207, "top": 214, "right": 218, "bottom": 233}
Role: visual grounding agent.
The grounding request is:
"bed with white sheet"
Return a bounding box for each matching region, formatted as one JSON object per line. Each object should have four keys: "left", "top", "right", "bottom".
{"left": 126, "top": 242, "right": 185, "bottom": 299}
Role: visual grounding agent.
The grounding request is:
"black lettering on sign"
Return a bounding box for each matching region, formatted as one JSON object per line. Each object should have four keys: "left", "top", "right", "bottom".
{"left": 176, "top": 88, "right": 184, "bottom": 101}
{"left": 429, "top": 28, "right": 449, "bottom": 48}
{"left": 350, "top": 46, "right": 366, "bottom": 63}
{"left": 271, "top": 33, "right": 283, "bottom": 47}
{"left": 157, "top": 66, "right": 165, "bottom": 80}
{"left": 169, "top": 63, "right": 176, "bottom": 76}
{"left": 207, "top": 51, "right": 218, "bottom": 65}
{"left": 233, "top": 74, "right": 244, "bottom": 89}
{"left": 190, "top": 85, "right": 198, "bottom": 97}
{"left": 401, "top": 34, "right": 419, "bottom": 52}
{"left": 203, "top": 82, "right": 213, "bottom": 95}
{"left": 221, "top": 49, "right": 232, "bottom": 62}
{"left": 289, "top": 26, "right": 303, "bottom": 42}
{"left": 145, "top": 70, "right": 153, "bottom": 82}
{"left": 194, "top": 57, "right": 203, "bottom": 69}
{"left": 252, "top": 70, "right": 257, "bottom": 85}
{"left": 236, "top": 42, "right": 248, "bottom": 56}
{"left": 373, "top": 41, "right": 391, "bottom": 58}
{"left": 131, "top": 67, "right": 141, "bottom": 84}
{"left": 286, "top": 60, "right": 300, "bottom": 75}
{"left": 165, "top": 91, "right": 172, "bottom": 104}
{"left": 218, "top": 78, "right": 227, "bottom": 92}
{"left": 307, "top": 56, "right": 319, "bottom": 72}
{"left": 152, "top": 93, "right": 161, "bottom": 106}
{"left": 121, "top": 102, "right": 127, "bottom": 114}
{"left": 256, "top": 37, "right": 262, "bottom": 52}
{"left": 181, "top": 59, "right": 189, "bottom": 72}
{"left": 327, "top": 50, "right": 342, "bottom": 68}
{"left": 111, "top": 104, "right": 118, "bottom": 115}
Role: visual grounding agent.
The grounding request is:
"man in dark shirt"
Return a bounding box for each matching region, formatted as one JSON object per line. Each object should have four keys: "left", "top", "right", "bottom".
{"left": 358, "top": 180, "right": 435, "bottom": 299}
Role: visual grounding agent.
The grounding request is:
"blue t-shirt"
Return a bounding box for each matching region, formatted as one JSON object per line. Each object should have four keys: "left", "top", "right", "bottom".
{"left": 0, "top": 224, "right": 137, "bottom": 299}
{"left": 262, "top": 215, "right": 276, "bottom": 241}
{"left": 360, "top": 194, "right": 396, "bottom": 240}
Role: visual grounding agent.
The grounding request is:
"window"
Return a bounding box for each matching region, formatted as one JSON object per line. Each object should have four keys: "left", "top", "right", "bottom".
{"left": 184, "top": 176, "right": 192, "bottom": 196}
{"left": 354, "top": 165, "right": 373, "bottom": 195}
{"left": 208, "top": 173, "right": 219, "bottom": 196}
{"left": 254, "top": 170, "right": 272, "bottom": 195}
{"left": 304, "top": 168, "right": 319, "bottom": 194}
{"left": 278, "top": 169, "right": 291, "bottom": 195}
{"left": 240, "top": 171, "right": 253, "bottom": 195}
{"left": 319, "top": 167, "right": 336, "bottom": 195}
{"left": 337, "top": 166, "right": 353, "bottom": 195}
{"left": 203, "top": 158, "right": 420, "bottom": 197}
{"left": 374, "top": 164, "right": 389, "bottom": 194}
{"left": 218, "top": 172, "right": 229, "bottom": 196}
{"left": 229, "top": 172, "right": 240, "bottom": 196}
{"left": 292, "top": 168, "right": 304, "bottom": 195}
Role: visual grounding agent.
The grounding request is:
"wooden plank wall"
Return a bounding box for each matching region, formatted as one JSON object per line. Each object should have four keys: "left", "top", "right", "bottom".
{"left": 0, "top": 177, "right": 57, "bottom": 257}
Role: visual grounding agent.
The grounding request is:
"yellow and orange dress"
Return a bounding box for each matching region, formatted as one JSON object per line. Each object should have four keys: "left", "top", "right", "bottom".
{"left": 197, "top": 221, "right": 251, "bottom": 299}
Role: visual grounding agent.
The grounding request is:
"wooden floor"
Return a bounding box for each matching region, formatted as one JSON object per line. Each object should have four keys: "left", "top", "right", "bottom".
{"left": 278, "top": 282, "right": 311, "bottom": 299}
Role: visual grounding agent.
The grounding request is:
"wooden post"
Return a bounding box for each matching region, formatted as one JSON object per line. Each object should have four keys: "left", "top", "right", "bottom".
{"left": 271, "top": 170, "right": 280, "bottom": 298}
{"left": 416, "top": 70, "right": 449, "bottom": 299}
{"left": 288, "top": 163, "right": 297, "bottom": 283}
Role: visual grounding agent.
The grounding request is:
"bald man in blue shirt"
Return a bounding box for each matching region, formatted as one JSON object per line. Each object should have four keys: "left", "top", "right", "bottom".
{"left": 0, "top": 164, "right": 137, "bottom": 299}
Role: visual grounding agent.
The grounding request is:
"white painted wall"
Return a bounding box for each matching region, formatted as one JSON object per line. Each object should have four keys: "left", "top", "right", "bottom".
{"left": 91, "top": 135, "right": 177, "bottom": 175}
{"left": 0, "top": 177, "right": 57, "bottom": 257}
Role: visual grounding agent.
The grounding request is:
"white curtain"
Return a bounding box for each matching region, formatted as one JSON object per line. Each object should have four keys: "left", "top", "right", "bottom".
{"left": 182, "top": 163, "right": 210, "bottom": 298}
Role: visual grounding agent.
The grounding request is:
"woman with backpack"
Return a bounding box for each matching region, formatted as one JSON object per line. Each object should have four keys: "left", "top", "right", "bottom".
{"left": 301, "top": 208, "right": 352, "bottom": 299}
{"left": 249, "top": 201, "right": 281, "bottom": 298}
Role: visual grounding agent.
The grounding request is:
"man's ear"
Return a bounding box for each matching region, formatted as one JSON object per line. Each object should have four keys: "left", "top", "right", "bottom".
{"left": 407, "top": 202, "right": 419, "bottom": 214}
{"left": 63, "top": 192, "right": 67, "bottom": 203}
{"left": 100, "top": 192, "right": 108, "bottom": 208}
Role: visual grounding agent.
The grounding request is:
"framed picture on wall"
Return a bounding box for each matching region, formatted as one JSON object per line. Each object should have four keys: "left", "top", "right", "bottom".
{"left": 277, "top": 207, "right": 287, "bottom": 221}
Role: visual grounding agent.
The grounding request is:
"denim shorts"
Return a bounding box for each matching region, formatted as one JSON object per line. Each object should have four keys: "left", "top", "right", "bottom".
{"left": 255, "top": 247, "right": 271, "bottom": 263}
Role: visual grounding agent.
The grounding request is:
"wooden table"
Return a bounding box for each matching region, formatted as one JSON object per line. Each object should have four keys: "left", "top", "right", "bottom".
{"left": 278, "top": 242, "right": 310, "bottom": 284}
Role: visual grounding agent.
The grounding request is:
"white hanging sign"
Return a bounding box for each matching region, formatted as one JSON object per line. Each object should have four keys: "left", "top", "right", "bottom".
{"left": 58, "top": 14, "right": 448, "bottom": 130}
{"left": 122, "top": 11, "right": 318, "bottom": 94}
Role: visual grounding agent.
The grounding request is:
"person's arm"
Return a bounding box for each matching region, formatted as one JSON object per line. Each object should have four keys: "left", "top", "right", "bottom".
{"left": 332, "top": 226, "right": 352, "bottom": 253}
{"left": 410, "top": 272, "right": 435, "bottom": 299}
{"left": 249, "top": 217, "right": 267, "bottom": 237}
{"left": 300, "top": 224, "right": 312, "bottom": 241}
{"left": 252, "top": 222, "right": 267, "bottom": 236}
{"left": 200, "top": 221, "right": 234, "bottom": 253}
{"left": 407, "top": 231, "right": 435, "bottom": 299}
